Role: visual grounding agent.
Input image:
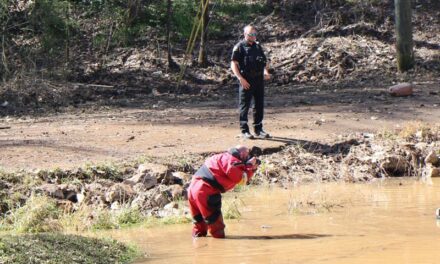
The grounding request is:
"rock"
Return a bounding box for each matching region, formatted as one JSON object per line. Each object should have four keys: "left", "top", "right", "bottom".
{"left": 36, "top": 184, "right": 79, "bottom": 201}
{"left": 110, "top": 201, "right": 121, "bottom": 210}
{"left": 124, "top": 164, "right": 160, "bottom": 190}
{"left": 130, "top": 194, "right": 147, "bottom": 210}
{"left": 424, "top": 164, "right": 440, "bottom": 178}
{"left": 164, "top": 202, "right": 179, "bottom": 210}
{"left": 172, "top": 171, "right": 191, "bottom": 183}
{"left": 153, "top": 192, "right": 170, "bottom": 208}
{"left": 104, "top": 183, "right": 135, "bottom": 203}
{"left": 126, "top": 163, "right": 171, "bottom": 187}
{"left": 314, "top": 119, "right": 323, "bottom": 125}
{"left": 132, "top": 183, "right": 148, "bottom": 193}
{"left": 424, "top": 150, "right": 439, "bottom": 165}
{"left": 415, "top": 142, "right": 428, "bottom": 150}
{"left": 158, "top": 202, "right": 180, "bottom": 217}
{"left": 389, "top": 83, "right": 413, "bottom": 97}
{"left": 170, "top": 184, "right": 184, "bottom": 200}
{"left": 84, "top": 182, "right": 108, "bottom": 206}
{"left": 270, "top": 178, "right": 278, "bottom": 183}
{"left": 0, "top": 180, "right": 11, "bottom": 189}
{"left": 152, "top": 70, "right": 162, "bottom": 77}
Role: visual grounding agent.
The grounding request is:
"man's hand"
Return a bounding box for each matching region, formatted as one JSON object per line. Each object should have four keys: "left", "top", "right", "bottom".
{"left": 264, "top": 72, "right": 272, "bottom": 81}
{"left": 231, "top": 61, "right": 251, "bottom": 90}
{"left": 247, "top": 157, "right": 259, "bottom": 170}
{"left": 239, "top": 77, "right": 251, "bottom": 90}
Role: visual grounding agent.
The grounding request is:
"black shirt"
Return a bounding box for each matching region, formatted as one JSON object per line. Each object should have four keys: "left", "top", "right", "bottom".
{"left": 231, "top": 40, "right": 267, "bottom": 78}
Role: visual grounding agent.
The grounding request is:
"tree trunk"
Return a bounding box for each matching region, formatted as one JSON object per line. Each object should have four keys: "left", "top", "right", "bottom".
{"left": 127, "top": 0, "right": 141, "bottom": 26}
{"left": 198, "top": 0, "right": 209, "bottom": 67}
{"left": 394, "top": 0, "right": 414, "bottom": 72}
{"left": 266, "top": 0, "right": 273, "bottom": 8}
{"left": 64, "top": 2, "right": 70, "bottom": 71}
{"left": 166, "top": 0, "right": 178, "bottom": 69}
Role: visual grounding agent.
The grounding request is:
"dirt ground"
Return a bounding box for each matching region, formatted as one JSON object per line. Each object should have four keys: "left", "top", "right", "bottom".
{"left": 1, "top": 79, "right": 439, "bottom": 172}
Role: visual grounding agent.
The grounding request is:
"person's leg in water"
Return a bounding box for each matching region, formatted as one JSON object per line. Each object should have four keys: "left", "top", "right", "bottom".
{"left": 205, "top": 193, "right": 225, "bottom": 238}
{"left": 188, "top": 180, "right": 225, "bottom": 238}
{"left": 188, "top": 180, "right": 208, "bottom": 237}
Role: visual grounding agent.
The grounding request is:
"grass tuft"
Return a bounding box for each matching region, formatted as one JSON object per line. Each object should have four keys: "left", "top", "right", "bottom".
{"left": 1, "top": 195, "right": 62, "bottom": 233}
{"left": 223, "top": 197, "right": 244, "bottom": 220}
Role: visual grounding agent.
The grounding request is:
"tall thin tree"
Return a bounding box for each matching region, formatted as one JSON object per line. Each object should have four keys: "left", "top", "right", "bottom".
{"left": 394, "top": 0, "right": 414, "bottom": 72}
{"left": 197, "top": 0, "right": 209, "bottom": 67}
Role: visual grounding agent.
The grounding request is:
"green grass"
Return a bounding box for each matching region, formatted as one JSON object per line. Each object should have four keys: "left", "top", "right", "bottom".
{"left": 1, "top": 195, "right": 62, "bottom": 233}
{"left": 0, "top": 233, "right": 138, "bottom": 264}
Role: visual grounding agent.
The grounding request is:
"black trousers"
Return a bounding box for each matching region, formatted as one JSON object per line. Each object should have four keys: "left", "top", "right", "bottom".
{"left": 239, "top": 77, "right": 264, "bottom": 134}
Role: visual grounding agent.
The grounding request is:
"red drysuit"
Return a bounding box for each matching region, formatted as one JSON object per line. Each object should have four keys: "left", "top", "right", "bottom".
{"left": 188, "top": 149, "right": 256, "bottom": 238}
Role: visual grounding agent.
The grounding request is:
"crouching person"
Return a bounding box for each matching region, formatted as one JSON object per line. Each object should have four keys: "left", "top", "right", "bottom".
{"left": 188, "top": 145, "right": 259, "bottom": 238}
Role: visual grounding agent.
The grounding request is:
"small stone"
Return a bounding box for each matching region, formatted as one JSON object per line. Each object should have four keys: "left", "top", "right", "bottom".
{"left": 389, "top": 83, "right": 413, "bottom": 97}
{"left": 425, "top": 150, "right": 439, "bottom": 165}
{"left": 429, "top": 166, "right": 440, "bottom": 177}
{"left": 111, "top": 201, "right": 121, "bottom": 210}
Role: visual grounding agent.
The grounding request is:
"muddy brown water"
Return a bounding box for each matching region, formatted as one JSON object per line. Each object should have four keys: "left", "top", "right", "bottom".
{"left": 98, "top": 178, "right": 440, "bottom": 263}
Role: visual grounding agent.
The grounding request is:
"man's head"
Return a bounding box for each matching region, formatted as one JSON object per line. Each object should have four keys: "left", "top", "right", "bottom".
{"left": 229, "top": 145, "right": 250, "bottom": 161}
{"left": 243, "top": 25, "right": 257, "bottom": 44}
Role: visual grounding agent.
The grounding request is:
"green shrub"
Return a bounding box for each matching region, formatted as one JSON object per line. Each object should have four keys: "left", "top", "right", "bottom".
{"left": 30, "top": 0, "right": 75, "bottom": 56}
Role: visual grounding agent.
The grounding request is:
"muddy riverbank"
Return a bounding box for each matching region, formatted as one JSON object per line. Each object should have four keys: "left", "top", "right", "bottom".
{"left": 2, "top": 123, "right": 440, "bottom": 234}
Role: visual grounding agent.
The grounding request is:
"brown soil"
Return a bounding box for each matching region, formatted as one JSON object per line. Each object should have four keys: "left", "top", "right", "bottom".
{"left": 1, "top": 80, "right": 439, "bottom": 172}
{"left": 1, "top": 1, "right": 439, "bottom": 172}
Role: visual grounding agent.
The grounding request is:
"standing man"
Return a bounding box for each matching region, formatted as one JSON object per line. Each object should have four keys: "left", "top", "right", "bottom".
{"left": 231, "top": 25, "right": 272, "bottom": 139}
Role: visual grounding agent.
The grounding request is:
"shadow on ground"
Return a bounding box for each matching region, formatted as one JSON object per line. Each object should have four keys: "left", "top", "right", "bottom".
{"left": 250, "top": 136, "right": 359, "bottom": 157}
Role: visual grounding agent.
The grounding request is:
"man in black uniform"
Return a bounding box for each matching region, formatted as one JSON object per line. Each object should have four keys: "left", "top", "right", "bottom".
{"left": 231, "top": 25, "right": 271, "bottom": 139}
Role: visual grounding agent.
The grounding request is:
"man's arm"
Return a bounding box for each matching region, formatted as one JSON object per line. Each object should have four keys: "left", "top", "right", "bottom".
{"left": 263, "top": 60, "right": 271, "bottom": 80}
{"left": 231, "top": 60, "right": 250, "bottom": 90}
{"left": 231, "top": 60, "right": 244, "bottom": 80}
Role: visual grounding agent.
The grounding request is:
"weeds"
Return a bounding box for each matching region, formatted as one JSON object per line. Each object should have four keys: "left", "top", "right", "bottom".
{"left": 397, "top": 121, "right": 438, "bottom": 141}
{"left": 0, "top": 233, "right": 138, "bottom": 264}
{"left": 0, "top": 170, "right": 28, "bottom": 184}
{"left": 223, "top": 197, "right": 245, "bottom": 220}
{"left": 1, "top": 195, "right": 62, "bottom": 233}
{"left": 115, "top": 206, "right": 144, "bottom": 227}
{"left": 287, "top": 184, "right": 346, "bottom": 215}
